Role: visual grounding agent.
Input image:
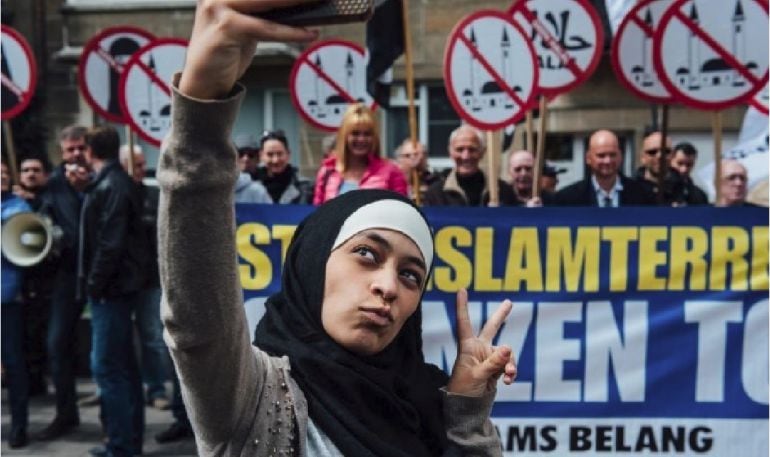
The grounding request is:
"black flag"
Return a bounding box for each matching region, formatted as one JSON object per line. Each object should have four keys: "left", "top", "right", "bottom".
{"left": 366, "top": 0, "right": 404, "bottom": 108}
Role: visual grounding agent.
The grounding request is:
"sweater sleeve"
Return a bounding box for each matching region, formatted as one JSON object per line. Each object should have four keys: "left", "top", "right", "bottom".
{"left": 442, "top": 387, "right": 502, "bottom": 456}
{"left": 157, "top": 76, "right": 264, "bottom": 449}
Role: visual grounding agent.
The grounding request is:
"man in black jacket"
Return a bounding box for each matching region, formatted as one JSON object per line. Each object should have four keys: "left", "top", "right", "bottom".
{"left": 669, "top": 141, "right": 709, "bottom": 205}
{"left": 553, "top": 130, "right": 656, "bottom": 207}
{"left": 35, "top": 125, "right": 91, "bottom": 441}
{"left": 635, "top": 131, "right": 708, "bottom": 206}
{"left": 79, "top": 126, "right": 148, "bottom": 457}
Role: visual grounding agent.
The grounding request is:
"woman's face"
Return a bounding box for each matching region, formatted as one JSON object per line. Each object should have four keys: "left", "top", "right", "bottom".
{"left": 346, "top": 125, "right": 375, "bottom": 158}
{"left": 322, "top": 228, "right": 427, "bottom": 356}
{"left": 260, "top": 139, "right": 290, "bottom": 176}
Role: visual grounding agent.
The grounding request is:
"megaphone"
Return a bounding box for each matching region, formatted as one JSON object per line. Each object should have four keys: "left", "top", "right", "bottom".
{"left": 1, "top": 212, "right": 62, "bottom": 267}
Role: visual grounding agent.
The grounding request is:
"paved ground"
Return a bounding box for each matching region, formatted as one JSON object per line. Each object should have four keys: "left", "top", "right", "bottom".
{"left": 1, "top": 378, "right": 197, "bottom": 456}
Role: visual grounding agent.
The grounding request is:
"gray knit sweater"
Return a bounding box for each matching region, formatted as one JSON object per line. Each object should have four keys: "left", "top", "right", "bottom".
{"left": 158, "top": 77, "right": 503, "bottom": 456}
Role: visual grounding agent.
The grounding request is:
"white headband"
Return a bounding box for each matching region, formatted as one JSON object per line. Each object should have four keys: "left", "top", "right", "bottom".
{"left": 332, "top": 199, "right": 433, "bottom": 267}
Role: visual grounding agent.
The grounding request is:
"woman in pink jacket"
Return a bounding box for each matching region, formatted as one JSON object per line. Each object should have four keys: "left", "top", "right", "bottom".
{"left": 313, "top": 103, "right": 407, "bottom": 205}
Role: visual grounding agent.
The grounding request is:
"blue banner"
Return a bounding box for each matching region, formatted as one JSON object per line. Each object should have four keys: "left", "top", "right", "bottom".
{"left": 236, "top": 205, "right": 769, "bottom": 455}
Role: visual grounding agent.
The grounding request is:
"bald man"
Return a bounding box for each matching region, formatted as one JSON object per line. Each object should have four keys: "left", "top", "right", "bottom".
{"left": 635, "top": 131, "right": 707, "bottom": 205}
{"left": 716, "top": 160, "right": 756, "bottom": 207}
{"left": 501, "top": 150, "right": 545, "bottom": 206}
{"left": 552, "top": 130, "right": 655, "bottom": 207}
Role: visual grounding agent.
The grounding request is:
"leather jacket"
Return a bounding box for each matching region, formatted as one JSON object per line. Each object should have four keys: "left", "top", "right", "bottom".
{"left": 78, "top": 160, "right": 148, "bottom": 300}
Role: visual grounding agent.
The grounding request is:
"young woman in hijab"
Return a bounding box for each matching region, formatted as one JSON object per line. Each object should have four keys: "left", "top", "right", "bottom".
{"left": 158, "top": 1, "right": 516, "bottom": 455}
{"left": 312, "top": 103, "right": 408, "bottom": 205}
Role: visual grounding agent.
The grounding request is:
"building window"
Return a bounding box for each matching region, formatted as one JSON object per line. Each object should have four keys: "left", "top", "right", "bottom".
{"left": 426, "top": 85, "right": 461, "bottom": 160}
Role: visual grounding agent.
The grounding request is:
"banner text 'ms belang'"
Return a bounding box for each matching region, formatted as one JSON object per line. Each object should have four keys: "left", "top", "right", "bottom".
{"left": 235, "top": 204, "right": 769, "bottom": 455}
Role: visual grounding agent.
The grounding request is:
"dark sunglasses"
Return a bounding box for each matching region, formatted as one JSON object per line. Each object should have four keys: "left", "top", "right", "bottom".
{"left": 238, "top": 150, "right": 257, "bottom": 159}
{"left": 644, "top": 147, "right": 672, "bottom": 156}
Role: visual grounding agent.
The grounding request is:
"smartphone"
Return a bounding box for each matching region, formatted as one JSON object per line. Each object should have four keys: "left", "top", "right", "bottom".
{"left": 259, "top": 0, "right": 374, "bottom": 27}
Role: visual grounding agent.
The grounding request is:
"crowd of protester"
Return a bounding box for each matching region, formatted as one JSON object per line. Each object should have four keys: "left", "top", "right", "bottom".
{"left": 0, "top": 111, "right": 764, "bottom": 452}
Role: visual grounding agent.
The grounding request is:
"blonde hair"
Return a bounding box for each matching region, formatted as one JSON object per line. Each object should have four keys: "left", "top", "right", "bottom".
{"left": 334, "top": 103, "right": 380, "bottom": 173}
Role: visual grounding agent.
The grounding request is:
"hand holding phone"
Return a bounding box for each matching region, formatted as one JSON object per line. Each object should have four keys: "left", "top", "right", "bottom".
{"left": 258, "top": 0, "right": 374, "bottom": 26}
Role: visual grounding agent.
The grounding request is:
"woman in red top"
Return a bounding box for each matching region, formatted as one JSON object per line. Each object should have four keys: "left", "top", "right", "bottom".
{"left": 313, "top": 103, "right": 407, "bottom": 205}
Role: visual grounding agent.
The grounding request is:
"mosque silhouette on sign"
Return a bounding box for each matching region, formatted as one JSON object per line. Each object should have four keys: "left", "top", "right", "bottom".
{"left": 631, "top": 7, "right": 657, "bottom": 88}
{"left": 674, "top": 0, "right": 757, "bottom": 91}
{"left": 462, "top": 27, "right": 522, "bottom": 113}
{"left": 308, "top": 51, "right": 364, "bottom": 119}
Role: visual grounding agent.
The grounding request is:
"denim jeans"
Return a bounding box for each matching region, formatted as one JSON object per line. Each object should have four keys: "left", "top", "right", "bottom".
{"left": 2, "top": 301, "right": 28, "bottom": 431}
{"left": 133, "top": 287, "right": 169, "bottom": 401}
{"left": 90, "top": 293, "right": 144, "bottom": 457}
{"left": 47, "top": 268, "right": 86, "bottom": 421}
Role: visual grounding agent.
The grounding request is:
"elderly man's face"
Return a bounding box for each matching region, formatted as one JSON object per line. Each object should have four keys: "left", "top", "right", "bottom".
{"left": 508, "top": 152, "right": 534, "bottom": 195}
{"left": 397, "top": 142, "right": 425, "bottom": 174}
{"left": 720, "top": 161, "right": 748, "bottom": 206}
{"left": 449, "top": 129, "right": 483, "bottom": 176}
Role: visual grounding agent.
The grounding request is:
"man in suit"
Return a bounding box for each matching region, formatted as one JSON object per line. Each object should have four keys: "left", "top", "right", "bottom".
{"left": 552, "top": 130, "right": 656, "bottom": 207}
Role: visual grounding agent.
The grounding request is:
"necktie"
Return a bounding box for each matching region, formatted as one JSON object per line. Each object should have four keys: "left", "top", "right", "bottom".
{"left": 602, "top": 196, "right": 613, "bottom": 208}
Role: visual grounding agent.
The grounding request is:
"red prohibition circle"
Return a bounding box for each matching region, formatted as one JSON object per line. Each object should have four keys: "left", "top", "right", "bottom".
{"left": 1, "top": 25, "right": 38, "bottom": 121}
{"left": 653, "top": 0, "right": 769, "bottom": 111}
{"left": 610, "top": 0, "right": 675, "bottom": 104}
{"left": 443, "top": 10, "right": 539, "bottom": 130}
{"left": 78, "top": 26, "right": 155, "bottom": 124}
{"left": 118, "top": 38, "right": 188, "bottom": 146}
{"left": 750, "top": 87, "right": 769, "bottom": 115}
{"left": 508, "top": 0, "right": 605, "bottom": 98}
{"left": 289, "top": 39, "right": 376, "bottom": 132}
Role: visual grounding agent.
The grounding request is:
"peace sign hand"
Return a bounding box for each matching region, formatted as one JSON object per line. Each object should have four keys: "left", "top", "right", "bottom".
{"left": 446, "top": 289, "right": 516, "bottom": 397}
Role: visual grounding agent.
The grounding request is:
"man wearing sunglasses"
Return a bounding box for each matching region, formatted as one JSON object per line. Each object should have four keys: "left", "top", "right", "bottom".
{"left": 234, "top": 134, "right": 260, "bottom": 177}
{"left": 635, "top": 131, "right": 707, "bottom": 206}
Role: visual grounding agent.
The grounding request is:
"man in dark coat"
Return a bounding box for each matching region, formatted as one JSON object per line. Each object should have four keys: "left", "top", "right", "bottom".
{"left": 669, "top": 141, "right": 709, "bottom": 205}
{"left": 35, "top": 125, "right": 90, "bottom": 440}
{"left": 635, "top": 131, "right": 708, "bottom": 206}
{"left": 423, "top": 125, "right": 516, "bottom": 206}
{"left": 552, "top": 129, "right": 656, "bottom": 207}
{"left": 79, "top": 126, "right": 148, "bottom": 457}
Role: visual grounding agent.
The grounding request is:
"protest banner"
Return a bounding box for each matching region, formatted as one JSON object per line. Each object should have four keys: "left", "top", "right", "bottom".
{"left": 234, "top": 204, "right": 768, "bottom": 456}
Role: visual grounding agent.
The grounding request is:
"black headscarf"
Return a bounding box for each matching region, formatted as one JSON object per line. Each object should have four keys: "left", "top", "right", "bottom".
{"left": 254, "top": 189, "right": 449, "bottom": 457}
